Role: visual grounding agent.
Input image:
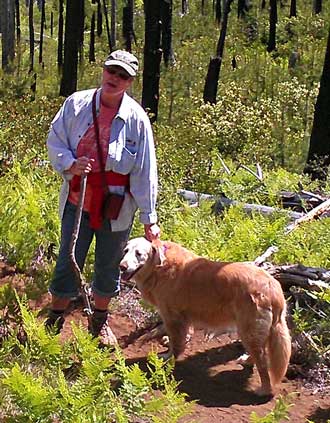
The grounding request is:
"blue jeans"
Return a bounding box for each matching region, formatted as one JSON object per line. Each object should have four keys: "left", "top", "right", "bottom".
{"left": 49, "top": 202, "right": 132, "bottom": 299}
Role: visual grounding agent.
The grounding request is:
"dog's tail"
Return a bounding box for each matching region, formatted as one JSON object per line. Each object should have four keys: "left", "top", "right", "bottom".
{"left": 268, "top": 304, "right": 291, "bottom": 387}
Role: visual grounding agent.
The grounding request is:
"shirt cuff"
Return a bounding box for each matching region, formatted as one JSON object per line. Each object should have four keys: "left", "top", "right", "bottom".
{"left": 139, "top": 211, "right": 158, "bottom": 225}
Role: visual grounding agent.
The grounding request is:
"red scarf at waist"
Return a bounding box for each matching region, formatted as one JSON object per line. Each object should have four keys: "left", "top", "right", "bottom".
{"left": 70, "top": 171, "right": 129, "bottom": 229}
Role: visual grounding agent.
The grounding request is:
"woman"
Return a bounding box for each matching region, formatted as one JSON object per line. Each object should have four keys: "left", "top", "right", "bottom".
{"left": 46, "top": 50, "right": 160, "bottom": 345}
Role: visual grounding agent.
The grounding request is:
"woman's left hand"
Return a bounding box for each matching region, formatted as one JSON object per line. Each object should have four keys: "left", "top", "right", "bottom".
{"left": 144, "top": 223, "right": 161, "bottom": 241}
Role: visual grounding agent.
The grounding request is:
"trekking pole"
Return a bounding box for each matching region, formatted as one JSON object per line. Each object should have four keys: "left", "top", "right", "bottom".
{"left": 69, "top": 173, "right": 93, "bottom": 323}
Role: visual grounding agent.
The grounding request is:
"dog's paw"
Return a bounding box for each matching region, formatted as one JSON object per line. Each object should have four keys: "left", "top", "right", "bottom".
{"left": 158, "top": 349, "right": 173, "bottom": 362}
{"left": 255, "top": 386, "right": 274, "bottom": 399}
{"left": 237, "top": 353, "right": 254, "bottom": 367}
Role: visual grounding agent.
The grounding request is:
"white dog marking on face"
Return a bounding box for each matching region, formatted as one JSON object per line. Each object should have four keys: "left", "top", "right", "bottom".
{"left": 120, "top": 237, "right": 152, "bottom": 280}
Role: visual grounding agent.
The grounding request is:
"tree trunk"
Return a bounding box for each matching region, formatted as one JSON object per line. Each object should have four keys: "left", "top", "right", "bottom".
{"left": 304, "top": 28, "right": 330, "bottom": 181}
{"left": 78, "top": 0, "right": 85, "bottom": 63}
{"left": 289, "top": 0, "right": 296, "bottom": 17}
{"left": 39, "top": 0, "right": 45, "bottom": 64}
{"left": 313, "top": 0, "right": 322, "bottom": 14}
{"left": 103, "top": 0, "right": 112, "bottom": 52}
{"left": 215, "top": 0, "right": 221, "bottom": 23}
{"left": 97, "top": 0, "right": 102, "bottom": 36}
{"left": 50, "top": 10, "right": 54, "bottom": 37}
{"left": 0, "top": 0, "right": 15, "bottom": 71}
{"left": 142, "top": 0, "right": 162, "bottom": 123}
{"left": 123, "top": 0, "right": 135, "bottom": 52}
{"left": 261, "top": 0, "right": 266, "bottom": 9}
{"left": 60, "top": 0, "right": 84, "bottom": 97}
{"left": 110, "top": 0, "right": 116, "bottom": 50}
{"left": 57, "top": 0, "right": 64, "bottom": 70}
{"left": 28, "top": 0, "right": 34, "bottom": 72}
{"left": 89, "top": 10, "right": 96, "bottom": 62}
{"left": 203, "top": 0, "right": 233, "bottom": 104}
{"left": 161, "top": 0, "right": 174, "bottom": 66}
{"left": 237, "top": 0, "right": 250, "bottom": 19}
{"left": 267, "top": 0, "right": 277, "bottom": 53}
{"left": 15, "top": 0, "right": 20, "bottom": 43}
{"left": 182, "top": 0, "right": 188, "bottom": 14}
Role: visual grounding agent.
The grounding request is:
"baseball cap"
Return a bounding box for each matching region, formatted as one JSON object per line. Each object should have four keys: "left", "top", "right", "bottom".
{"left": 104, "top": 50, "right": 139, "bottom": 76}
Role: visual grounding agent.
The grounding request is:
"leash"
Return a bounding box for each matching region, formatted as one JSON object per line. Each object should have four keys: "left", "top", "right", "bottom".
{"left": 69, "top": 173, "right": 94, "bottom": 322}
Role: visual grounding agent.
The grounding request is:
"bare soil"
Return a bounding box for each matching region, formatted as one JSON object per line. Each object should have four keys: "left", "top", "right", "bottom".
{"left": 1, "top": 260, "right": 330, "bottom": 423}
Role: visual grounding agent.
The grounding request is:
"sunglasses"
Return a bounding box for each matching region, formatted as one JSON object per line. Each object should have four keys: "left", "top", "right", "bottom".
{"left": 104, "top": 67, "right": 131, "bottom": 81}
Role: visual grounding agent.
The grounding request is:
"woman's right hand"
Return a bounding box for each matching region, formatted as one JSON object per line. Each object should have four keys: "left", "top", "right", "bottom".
{"left": 69, "top": 157, "right": 95, "bottom": 175}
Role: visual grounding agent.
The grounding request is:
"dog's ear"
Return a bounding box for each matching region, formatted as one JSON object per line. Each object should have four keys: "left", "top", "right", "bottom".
{"left": 151, "top": 241, "right": 166, "bottom": 266}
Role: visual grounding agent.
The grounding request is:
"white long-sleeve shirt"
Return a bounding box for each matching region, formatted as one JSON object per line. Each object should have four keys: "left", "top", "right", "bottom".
{"left": 47, "top": 88, "right": 158, "bottom": 231}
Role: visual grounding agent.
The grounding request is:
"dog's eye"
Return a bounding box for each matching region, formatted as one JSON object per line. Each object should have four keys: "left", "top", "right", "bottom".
{"left": 135, "top": 251, "right": 142, "bottom": 258}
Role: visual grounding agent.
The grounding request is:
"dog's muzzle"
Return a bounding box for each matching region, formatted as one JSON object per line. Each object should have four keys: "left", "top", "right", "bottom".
{"left": 119, "top": 264, "right": 143, "bottom": 282}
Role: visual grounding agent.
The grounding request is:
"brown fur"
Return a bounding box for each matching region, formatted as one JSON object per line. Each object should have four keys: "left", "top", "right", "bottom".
{"left": 120, "top": 239, "right": 291, "bottom": 397}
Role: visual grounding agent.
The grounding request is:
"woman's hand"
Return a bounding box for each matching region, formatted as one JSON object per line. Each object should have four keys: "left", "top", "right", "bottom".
{"left": 144, "top": 223, "right": 161, "bottom": 241}
{"left": 69, "top": 157, "right": 95, "bottom": 175}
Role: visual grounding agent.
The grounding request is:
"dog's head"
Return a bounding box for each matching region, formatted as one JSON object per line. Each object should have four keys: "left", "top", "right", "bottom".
{"left": 120, "top": 237, "right": 165, "bottom": 282}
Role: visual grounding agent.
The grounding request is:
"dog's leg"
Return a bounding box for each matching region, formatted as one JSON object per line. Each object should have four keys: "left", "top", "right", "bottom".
{"left": 238, "top": 311, "right": 273, "bottom": 397}
{"left": 159, "top": 316, "right": 189, "bottom": 360}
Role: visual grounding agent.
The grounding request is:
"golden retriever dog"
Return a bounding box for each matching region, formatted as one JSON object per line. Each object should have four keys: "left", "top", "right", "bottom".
{"left": 120, "top": 237, "right": 291, "bottom": 397}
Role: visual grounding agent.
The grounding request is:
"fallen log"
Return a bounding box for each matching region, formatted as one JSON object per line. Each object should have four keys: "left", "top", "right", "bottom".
{"left": 259, "top": 262, "right": 330, "bottom": 292}
{"left": 177, "top": 189, "right": 304, "bottom": 221}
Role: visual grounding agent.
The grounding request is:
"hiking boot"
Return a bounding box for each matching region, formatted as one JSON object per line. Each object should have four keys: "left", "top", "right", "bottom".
{"left": 45, "top": 309, "right": 65, "bottom": 335}
{"left": 88, "top": 310, "right": 117, "bottom": 347}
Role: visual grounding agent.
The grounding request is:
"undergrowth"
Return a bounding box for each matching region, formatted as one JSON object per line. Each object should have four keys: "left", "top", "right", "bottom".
{"left": 0, "top": 295, "right": 193, "bottom": 422}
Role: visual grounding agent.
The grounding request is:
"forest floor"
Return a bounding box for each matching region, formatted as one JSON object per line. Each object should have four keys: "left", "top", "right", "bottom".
{"left": 1, "top": 260, "right": 330, "bottom": 423}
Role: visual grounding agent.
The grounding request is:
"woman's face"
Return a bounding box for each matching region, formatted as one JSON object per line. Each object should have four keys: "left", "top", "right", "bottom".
{"left": 101, "top": 65, "right": 133, "bottom": 99}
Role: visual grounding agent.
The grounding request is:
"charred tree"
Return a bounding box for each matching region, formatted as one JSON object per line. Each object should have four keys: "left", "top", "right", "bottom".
{"left": 289, "top": 0, "right": 296, "bottom": 17}
{"left": 203, "top": 0, "right": 234, "bottom": 104}
{"left": 267, "top": 0, "right": 277, "bottom": 52}
{"left": 103, "top": 0, "right": 112, "bottom": 52}
{"left": 15, "top": 0, "right": 20, "bottom": 43}
{"left": 111, "top": 0, "right": 116, "bottom": 50}
{"left": 78, "top": 0, "right": 85, "bottom": 63}
{"left": 57, "top": 0, "right": 64, "bottom": 69}
{"left": 304, "top": 28, "right": 330, "bottom": 181}
{"left": 161, "top": 0, "right": 174, "bottom": 66}
{"left": 123, "top": 0, "right": 135, "bottom": 52}
{"left": 237, "top": 0, "right": 250, "bottom": 19}
{"left": 261, "top": 0, "right": 266, "bottom": 9}
{"left": 182, "top": 0, "right": 188, "bottom": 14}
{"left": 0, "top": 0, "right": 15, "bottom": 71}
{"left": 142, "top": 0, "right": 162, "bottom": 123}
{"left": 97, "top": 0, "right": 102, "bottom": 36}
{"left": 50, "top": 10, "right": 54, "bottom": 37}
{"left": 39, "top": 0, "right": 45, "bottom": 64}
{"left": 89, "top": 7, "right": 96, "bottom": 62}
{"left": 215, "top": 0, "right": 221, "bottom": 23}
{"left": 60, "top": 0, "right": 84, "bottom": 96}
{"left": 313, "top": 0, "right": 322, "bottom": 14}
{"left": 28, "top": 0, "right": 34, "bottom": 72}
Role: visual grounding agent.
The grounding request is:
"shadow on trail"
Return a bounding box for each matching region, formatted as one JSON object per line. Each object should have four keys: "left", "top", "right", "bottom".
{"left": 126, "top": 340, "right": 271, "bottom": 407}
{"left": 307, "top": 407, "right": 330, "bottom": 423}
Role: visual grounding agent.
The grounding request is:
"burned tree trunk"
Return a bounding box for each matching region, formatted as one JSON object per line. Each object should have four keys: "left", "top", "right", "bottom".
{"left": 60, "top": 0, "right": 84, "bottom": 96}
{"left": 110, "top": 0, "right": 116, "bottom": 50}
{"left": 289, "top": 0, "right": 296, "bottom": 17}
{"left": 39, "top": 0, "right": 45, "bottom": 64}
{"left": 0, "top": 0, "right": 15, "bottom": 71}
{"left": 97, "top": 0, "right": 102, "bottom": 36}
{"left": 123, "top": 0, "right": 135, "bottom": 52}
{"left": 203, "top": 0, "right": 233, "bottom": 104}
{"left": 267, "top": 0, "right": 277, "bottom": 52}
{"left": 237, "top": 0, "right": 250, "bottom": 19}
{"left": 28, "top": 0, "right": 34, "bottom": 72}
{"left": 313, "top": 0, "right": 322, "bottom": 14}
{"left": 182, "top": 0, "right": 188, "bottom": 14}
{"left": 89, "top": 6, "right": 96, "bottom": 62}
{"left": 304, "top": 28, "right": 330, "bottom": 181}
{"left": 15, "top": 0, "right": 20, "bottom": 43}
{"left": 214, "top": 0, "right": 221, "bottom": 23}
{"left": 161, "top": 0, "right": 174, "bottom": 66}
{"left": 57, "top": 0, "right": 64, "bottom": 70}
{"left": 103, "top": 0, "right": 112, "bottom": 52}
{"left": 142, "top": 0, "right": 162, "bottom": 123}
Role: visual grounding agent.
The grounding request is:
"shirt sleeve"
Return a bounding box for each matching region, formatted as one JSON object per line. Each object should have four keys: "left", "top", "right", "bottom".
{"left": 46, "top": 96, "right": 76, "bottom": 181}
{"left": 129, "top": 116, "right": 158, "bottom": 225}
